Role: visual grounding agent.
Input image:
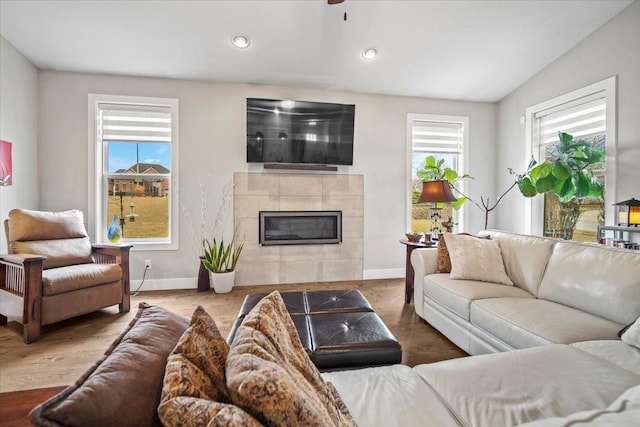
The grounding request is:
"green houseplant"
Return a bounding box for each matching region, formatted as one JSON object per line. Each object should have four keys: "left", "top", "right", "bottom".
{"left": 415, "top": 132, "right": 605, "bottom": 233}
{"left": 201, "top": 237, "right": 243, "bottom": 293}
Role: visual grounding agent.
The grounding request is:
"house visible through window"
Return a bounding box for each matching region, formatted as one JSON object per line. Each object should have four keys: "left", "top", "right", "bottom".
{"left": 89, "top": 95, "right": 179, "bottom": 249}
{"left": 407, "top": 114, "right": 468, "bottom": 233}
{"left": 525, "top": 77, "right": 616, "bottom": 242}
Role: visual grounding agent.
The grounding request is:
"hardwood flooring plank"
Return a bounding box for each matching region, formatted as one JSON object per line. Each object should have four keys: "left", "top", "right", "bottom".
{"left": 0, "top": 279, "right": 467, "bottom": 394}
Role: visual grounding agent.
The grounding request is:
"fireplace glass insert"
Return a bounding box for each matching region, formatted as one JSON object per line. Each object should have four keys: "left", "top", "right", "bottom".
{"left": 259, "top": 211, "right": 342, "bottom": 246}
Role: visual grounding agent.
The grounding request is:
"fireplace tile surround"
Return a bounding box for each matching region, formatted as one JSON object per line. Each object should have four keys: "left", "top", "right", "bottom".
{"left": 234, "top": 172, "right": 364, "bottom": 286}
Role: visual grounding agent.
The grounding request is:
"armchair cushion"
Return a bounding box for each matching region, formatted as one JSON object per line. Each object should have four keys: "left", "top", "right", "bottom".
{"left": 12, "top": 238, "right": 93, "bottom": 269}
{"left": 8, "top": 209, "right": 88, "bottom": 241}
{"left": 42, "top": 263, "right": 122, "bottom": 296}
{"left": 8, "top": 209, "right": 93, "bottom": 269}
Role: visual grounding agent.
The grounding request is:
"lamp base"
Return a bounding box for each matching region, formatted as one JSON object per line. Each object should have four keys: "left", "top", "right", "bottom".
{"left": 430, "top": 208, "right": 442, "bottom": 235}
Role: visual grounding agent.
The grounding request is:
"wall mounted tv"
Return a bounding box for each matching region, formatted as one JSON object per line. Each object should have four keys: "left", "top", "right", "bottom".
{"left": 246, "top": 98, "right": 355, "bottom": 166}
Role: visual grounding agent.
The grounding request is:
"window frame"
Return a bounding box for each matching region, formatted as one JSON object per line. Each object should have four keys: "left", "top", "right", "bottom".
{"left": 406, "top": 113, "right": 469, "bottom": 233}
{"left": 524, "top": 77, "right": 617, "bottom": 235}
{"left": 88, "top": 94, "right": 179, "bottom": 250}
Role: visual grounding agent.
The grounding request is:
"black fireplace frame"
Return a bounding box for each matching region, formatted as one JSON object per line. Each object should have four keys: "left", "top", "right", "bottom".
{"left": 258, "top": 211, "right": 342, "bottom": 246}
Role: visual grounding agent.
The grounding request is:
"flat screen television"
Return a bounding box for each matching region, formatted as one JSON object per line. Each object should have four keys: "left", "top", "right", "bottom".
{"left": 246, "top": 98, "right": 355, "bottom": 166}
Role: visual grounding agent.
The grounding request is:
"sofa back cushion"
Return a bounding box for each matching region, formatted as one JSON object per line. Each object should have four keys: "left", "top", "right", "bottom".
{"left": 479, "top": 230, "right": 555, "bottom": 296}
{"left": 8, "top": 209, "right": 93, "bottom": 269}
{"left": 538, "top": 241, "right": 640, "bottom": 325}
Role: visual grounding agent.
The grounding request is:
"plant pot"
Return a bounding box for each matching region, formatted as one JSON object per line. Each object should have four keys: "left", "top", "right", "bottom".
{"left": 209, "top": 271, "right": 235, "bottom": 294}
{"left": 197, "top": 257, "right": 210, "bottom": 292}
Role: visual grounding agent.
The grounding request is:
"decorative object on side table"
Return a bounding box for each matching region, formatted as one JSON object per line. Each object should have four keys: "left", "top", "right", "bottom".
{"left": 615, "top": 198, "right": 640, "bottom": 227}
{"left": 405, "top": 232, "right": 422, "bottom": 242}
{"left": 417, "top": 180, "right": 457, "bottom": 234}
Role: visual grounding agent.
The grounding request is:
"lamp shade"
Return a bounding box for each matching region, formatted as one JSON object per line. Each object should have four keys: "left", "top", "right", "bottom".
{"left": 417, "top": 180, "right": 457, "bottom": 204}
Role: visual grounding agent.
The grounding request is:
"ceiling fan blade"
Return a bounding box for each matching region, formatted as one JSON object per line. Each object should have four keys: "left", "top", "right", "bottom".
{"left": 328, "top": 0, "right": 344, "bottom": 4}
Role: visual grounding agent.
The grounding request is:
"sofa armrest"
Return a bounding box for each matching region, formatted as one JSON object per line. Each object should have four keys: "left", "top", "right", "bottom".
{"left": 411, "top": 248, "right": 438, "bottom": 318}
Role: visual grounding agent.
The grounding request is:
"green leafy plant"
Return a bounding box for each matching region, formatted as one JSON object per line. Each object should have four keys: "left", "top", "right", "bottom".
{"left": 415, "top": 156, "right": 473, "bottom": 209}
{"left": 201, "top": 238, "right": 244, "bottom": 273}
{"left": 514, "top": 132, "right": 605, "bottom": 202}
{"left": 415, "top": 133, "right": 604, "bottom": 230}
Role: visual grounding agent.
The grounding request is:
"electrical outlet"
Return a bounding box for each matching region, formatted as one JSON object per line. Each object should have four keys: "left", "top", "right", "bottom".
{"left": 144, "top": 259, "right": 152, "bottom": 270}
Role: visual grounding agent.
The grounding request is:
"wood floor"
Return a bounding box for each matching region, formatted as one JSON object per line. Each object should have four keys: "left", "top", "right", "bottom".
{"left": 0, "top": 278, "right": 467, "bottom": 393}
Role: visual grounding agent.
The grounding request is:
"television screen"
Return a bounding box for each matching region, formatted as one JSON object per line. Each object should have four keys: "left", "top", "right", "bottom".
{"left": 246, "top": 98, "right": 355, "bottom": 165}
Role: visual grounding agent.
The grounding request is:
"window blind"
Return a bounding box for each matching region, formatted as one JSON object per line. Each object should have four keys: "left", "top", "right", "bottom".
{"left": 411, "top": 120, "right": 463, "bottom": 153}
{"left": 535, "top": 96, "right": 605, "bottom": 146}
{"left": 98, "top": 104, "right": 172, "bottom": 143}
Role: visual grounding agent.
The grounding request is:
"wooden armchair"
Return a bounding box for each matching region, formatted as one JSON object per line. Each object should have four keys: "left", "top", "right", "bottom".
{"left": 0, "top": 209, "right": 131, "bottom": 343}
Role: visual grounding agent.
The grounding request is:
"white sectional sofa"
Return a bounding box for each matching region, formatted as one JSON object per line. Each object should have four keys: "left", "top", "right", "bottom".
{"left": 410, "top": 229, "right": 640, "bottom": 355}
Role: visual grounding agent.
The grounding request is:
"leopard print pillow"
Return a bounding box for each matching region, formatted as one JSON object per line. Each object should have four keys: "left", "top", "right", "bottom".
{"left": 226, "top": 291, "right": 356, "bottom": 427}
{"left": 159, "top": 306, "right": 250, "bottom": 426}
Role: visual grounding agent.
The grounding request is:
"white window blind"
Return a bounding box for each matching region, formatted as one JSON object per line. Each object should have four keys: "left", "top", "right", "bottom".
{"left": 411, "top": 120, "right": 463, "bottom": 154}
{"left": 98, "top": 105, "right": 172, "bottom": 143}
{"left": 534, "top": 95, "right": 606, "bottom": 146}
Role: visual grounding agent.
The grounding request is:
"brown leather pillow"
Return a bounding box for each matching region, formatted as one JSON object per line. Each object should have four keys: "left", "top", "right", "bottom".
{"left": 29, "top": 303, "right": 190, "bottom": 427}
{"left": 226, "top": 291, "right": 356, "bottom": 427}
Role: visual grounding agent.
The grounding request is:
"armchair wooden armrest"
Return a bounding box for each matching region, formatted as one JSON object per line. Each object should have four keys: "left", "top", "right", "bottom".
{"left": 91, "top": 244, "right": 132, "bottom": 313}
{"left": 0, "top": 253, "right": 47, "bottom": 342}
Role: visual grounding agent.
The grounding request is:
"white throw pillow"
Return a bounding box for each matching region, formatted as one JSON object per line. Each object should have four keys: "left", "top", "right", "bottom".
{"left": 621, "top": 317, "right": 640, "bottom": 349}
{"left": 444, "top": 232, "right": 513, "bottom": 286}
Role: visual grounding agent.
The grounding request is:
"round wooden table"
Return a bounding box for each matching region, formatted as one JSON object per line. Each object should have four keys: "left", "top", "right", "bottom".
{"left": 399, "top": 239, "right": 436, "bottom": 303}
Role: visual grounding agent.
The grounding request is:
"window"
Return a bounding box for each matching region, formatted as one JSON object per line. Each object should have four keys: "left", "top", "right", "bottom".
{"left": 406, "top": 114, "right": 468, "bottom": 233}
{"left": 525, "top": 77, "right": 616, "bottom": 241}
{"left": 89, "top": 95, "right": 179, "bottom": 250}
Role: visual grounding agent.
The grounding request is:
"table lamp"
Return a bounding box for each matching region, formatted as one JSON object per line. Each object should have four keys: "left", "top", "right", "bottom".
{"left": 417, "top": 180, "right": 457, "bottom": 234}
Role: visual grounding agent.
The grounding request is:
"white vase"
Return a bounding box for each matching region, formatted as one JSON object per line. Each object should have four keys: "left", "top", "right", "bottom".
{"left": 209, "top": 271, "right": 235, "bottom": 294}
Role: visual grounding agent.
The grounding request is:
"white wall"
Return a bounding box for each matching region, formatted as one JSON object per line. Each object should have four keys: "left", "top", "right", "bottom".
{"left": 0, "top": 36, "right": 39, "bottom": 253}
{"left": 37, "top": 71, "right": 496, "bottom": 288}
{"left": 496, "top": 1, "right": 640, "bottom": 233}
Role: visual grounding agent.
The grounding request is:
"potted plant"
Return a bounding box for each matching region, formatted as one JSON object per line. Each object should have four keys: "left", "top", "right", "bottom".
{"left": 201, "top": 237, "right": 244, "bottom": 293}
{"left": 419, "top": 132, "right": 605, "bottom": 232}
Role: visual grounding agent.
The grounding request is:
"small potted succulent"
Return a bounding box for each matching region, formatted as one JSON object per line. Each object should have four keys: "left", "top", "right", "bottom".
{"left": 201, "top": 238, "right": 243, "bottom": 293}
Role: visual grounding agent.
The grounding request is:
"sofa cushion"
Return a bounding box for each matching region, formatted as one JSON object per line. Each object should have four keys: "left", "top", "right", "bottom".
{"left": 538, "top": 241, "right": 640, "bottom": 326}
{"left": 444, "top": 232, "right": 514, "bottom": 286}
{"left": 226, "top": 291, "right": 356, "bottom": 427}
{"left": 471, "top": 298, "right": 622, "bottom": 348}
{"left": 11, "top": 237, "right": 93, "bottom": 269}
{"left": 621, "top": 316, "right": 640, "bottom": 349}
{"left": 8, "top": 208, "right": 88, "bottom": 241}
{"left": 518, "top": 384, "right": 640, "bottom": 427}
{"left": 414, "top": 344, "right": 640, "bottom": 426}
{"left": 570, "top": 340, "right": 640, "bottom": 376}
{"left": 29, "top": 303, "right": 190, "bottom": 427}
{"left": 479, "top": 229, "right": 555, "bottom": 296}
{"left": 424, "top": 273, "right": 533, "bottom": 320}
{"left": 436, "top": 232, "right": 487, "bottom": 273}
{"left": 158, "top": 306, "right": 260, "bottom": 426}
{"left": 42, "top": 263, "right": 122, "bottom": 295}
{"left": 322, "top": 364, "right": 459, "bottom": 427}
{"left": 157, "top": 397, "right": 262, "bottom": 427}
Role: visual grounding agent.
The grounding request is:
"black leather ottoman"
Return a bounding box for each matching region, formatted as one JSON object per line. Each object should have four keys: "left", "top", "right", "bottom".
{"left": 228, "top": 289, "right": 403, "bottom": 371}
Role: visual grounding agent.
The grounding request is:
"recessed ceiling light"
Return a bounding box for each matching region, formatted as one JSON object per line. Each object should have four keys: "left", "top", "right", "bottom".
{"left": 232, "top": 34, "right": 250, "bottom": 49}
{"left": 362, "top": 48, "right": 377, "bottom": 60}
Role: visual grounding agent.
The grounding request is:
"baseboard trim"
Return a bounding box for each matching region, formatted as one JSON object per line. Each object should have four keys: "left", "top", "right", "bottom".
{"left": 363, "top": 268, "right": 404, "bottom": 280}
{"left": 131, "top": 277, "right": 196, "bottom": 292}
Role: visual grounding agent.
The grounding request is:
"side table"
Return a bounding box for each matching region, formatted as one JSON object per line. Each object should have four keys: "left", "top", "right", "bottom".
{"left": 399, "top": 239, "right": 436, "bottom": 304}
